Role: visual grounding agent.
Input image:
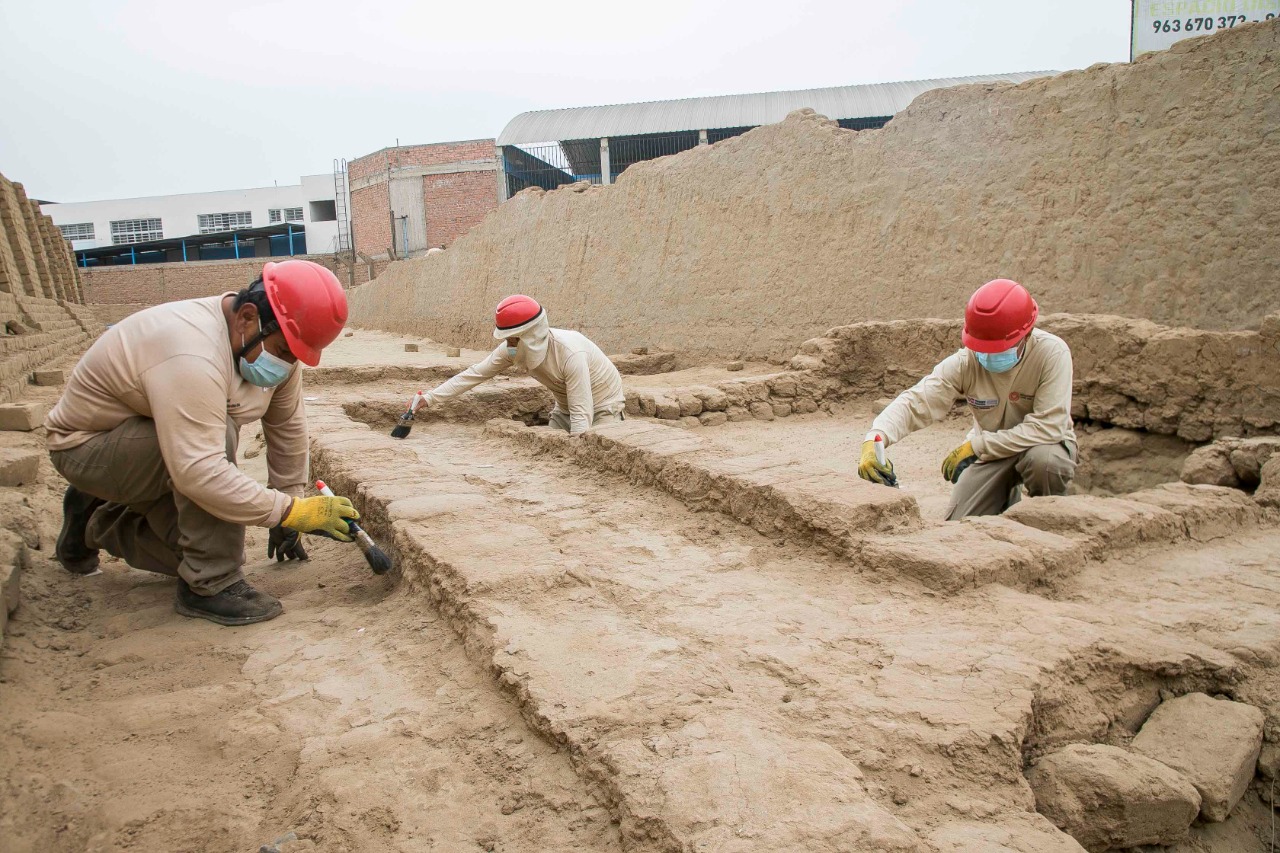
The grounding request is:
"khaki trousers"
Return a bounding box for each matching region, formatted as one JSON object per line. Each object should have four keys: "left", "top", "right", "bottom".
{"left": 50, "top": 417, "right": 246, "bottom": 595}
{"left": 547, "top": 408, "right": 624, "bottom": 432}
{"left": 945, "top": 442, "right": 1077, "bottom": 521}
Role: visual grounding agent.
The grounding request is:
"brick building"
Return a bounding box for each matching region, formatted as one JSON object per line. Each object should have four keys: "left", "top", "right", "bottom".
{"left": 348, "top": 139, "right": 498, "bottom": 259}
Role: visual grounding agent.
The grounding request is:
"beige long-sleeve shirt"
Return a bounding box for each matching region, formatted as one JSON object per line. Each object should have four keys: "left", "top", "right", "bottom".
{"left": 46, "top": 294, "right": 308, "bottom": 527}
{"left": 424, "top": 329, "right": 625, "bottom": 434}
{"left": 871, "top": 328, "right": 1077, "bottom": 460}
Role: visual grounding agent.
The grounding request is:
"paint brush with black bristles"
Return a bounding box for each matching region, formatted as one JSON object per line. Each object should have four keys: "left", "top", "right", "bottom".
{"left": 390, "top": 392, "right": 422, "bottom": 439}
{"left": 315, "top": 480, "right": 393, "bottom": 574}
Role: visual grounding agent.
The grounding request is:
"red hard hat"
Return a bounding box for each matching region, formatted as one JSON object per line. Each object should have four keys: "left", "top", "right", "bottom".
{"left": 962, "top": 279, "right": 1038, "bottom": 353}
{"left": 262, "top": 260, "right": 348, "bottom": 366}
{"left": 493, "top": 294, "right": 544, "bottom": 339}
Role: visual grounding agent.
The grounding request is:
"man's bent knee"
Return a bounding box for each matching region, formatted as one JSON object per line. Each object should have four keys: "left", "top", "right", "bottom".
{"left": 1016, "top": 444, "right": 1076, "bottom": 497}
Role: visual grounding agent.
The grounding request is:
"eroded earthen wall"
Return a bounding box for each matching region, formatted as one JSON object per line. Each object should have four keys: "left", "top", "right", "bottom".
{"left": 795, "top": 313, "right": 1280, "bottom": 441}
{"left": 0, "top": 170, "right": 101, "bottom": 401}
{"left": 0, "top": 175, "right": 86, "bottom": 304}
{"left": 348, "top": 20, "right": 1280, "bottom": 360}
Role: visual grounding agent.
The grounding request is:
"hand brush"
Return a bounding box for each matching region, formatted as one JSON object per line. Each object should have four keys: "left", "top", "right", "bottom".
{"left": 315, "top": 480, "right": 393, "bottom": 574}
{"left": 874, "top": 434, "right": 899, "bottom": 488}
{"left": 390, "top": 392, "right": 422, "bottom": 439}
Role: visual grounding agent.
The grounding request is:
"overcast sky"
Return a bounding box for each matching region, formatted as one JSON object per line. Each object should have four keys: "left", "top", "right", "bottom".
{"left": 0, "top": 0, "right": 1132, "bottom": 203}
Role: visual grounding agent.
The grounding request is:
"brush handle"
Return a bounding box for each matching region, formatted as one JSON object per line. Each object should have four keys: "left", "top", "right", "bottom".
{"left": 316, "top": 481, "right": 392, "bottom": 575}
{"left": 315, "top": 480, "right": 366, "bottom": 536}
{"left": 868, "top": 432, "right": 899, "bottom": 488}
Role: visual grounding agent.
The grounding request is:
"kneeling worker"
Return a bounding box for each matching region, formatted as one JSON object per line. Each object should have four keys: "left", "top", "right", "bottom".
{"left": 857, "top": 279, "right": 1077, "bottom": 519}
{"left": 46, "top": 260, "right": 360, "bottom": 626}
{"left": 412, "top": 295, "right": 625, "bottom": 434}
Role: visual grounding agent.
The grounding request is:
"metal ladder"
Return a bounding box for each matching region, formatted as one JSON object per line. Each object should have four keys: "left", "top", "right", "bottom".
{"left": 332, "top": 158, "right": 352, "bottom": 253}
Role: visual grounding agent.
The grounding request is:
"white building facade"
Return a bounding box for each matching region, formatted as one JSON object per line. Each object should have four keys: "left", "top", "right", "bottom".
{"left": 41, "top": 173, "right": 344, "bottom": 255}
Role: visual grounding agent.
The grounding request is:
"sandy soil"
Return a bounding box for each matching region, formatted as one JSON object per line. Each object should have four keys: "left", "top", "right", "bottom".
{"left": 3, "top": 353, "right": 1276, "bottom": 852}
{"left": 696, "top": 401, "right": 971, "bottom": 520}
{"left": 0, "top": 422, "right": 622, "bottom": 853}
{"left": 624, "top": 363, "right": 781, "bottom": 391}
{"left": 312, "top": 328, "right": 490, "bottom": 370}
{"left": 307, "top": 406, "right": 1280, "bottom": 851}
{"left": 697, "top": 403, "right": 1198, "bottom": 520}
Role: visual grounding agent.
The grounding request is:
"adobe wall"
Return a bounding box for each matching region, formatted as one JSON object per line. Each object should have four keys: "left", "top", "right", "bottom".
{"left": 794, "top": 313, "right": 1280, "bottom": 442}
{"left": 347, "top": 20, "right": 1280, "bottom": 361}
{"left": 80, "top": 255, "right": 392, "bottom": 321}
{"left": 0, "top": 170, "right": 102, "bottom": 402}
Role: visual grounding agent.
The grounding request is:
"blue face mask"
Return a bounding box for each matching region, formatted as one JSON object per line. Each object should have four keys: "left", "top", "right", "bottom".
{"left": 506, "top": 345, "right": 519, "bottom": 359}
{"left": 975, "top": 346, "right": 1021, "bottom": 374}
{"left": 239, "top": 319, "right": 292, "bottom": 387}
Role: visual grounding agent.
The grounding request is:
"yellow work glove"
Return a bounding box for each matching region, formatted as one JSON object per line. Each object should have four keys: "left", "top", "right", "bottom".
{"left": 941, "top": 440, "right": 978, "bottom": 484}
{"left": 858, "top": 438, "right": 897, "bottom": 486}
{"left": 281, "top": 495, "right": 360, "bottom": 542}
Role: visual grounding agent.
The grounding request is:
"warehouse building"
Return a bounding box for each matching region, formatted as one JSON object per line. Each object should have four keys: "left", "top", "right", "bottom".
{"left": 495, "top": 73, "right": 1051, "bottom": 199}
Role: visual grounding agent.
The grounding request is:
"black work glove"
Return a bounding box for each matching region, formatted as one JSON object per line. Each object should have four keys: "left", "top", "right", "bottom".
{"left": 268, "top": 525, "right": 310, "bottom": 562}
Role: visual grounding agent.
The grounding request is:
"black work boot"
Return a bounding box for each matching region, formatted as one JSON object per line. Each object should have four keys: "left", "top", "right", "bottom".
{"left": 56, "top": 486, "right": 105, "bottom": 575}
{"left": 174, "top": 579, "right": 283, "bottom": 626}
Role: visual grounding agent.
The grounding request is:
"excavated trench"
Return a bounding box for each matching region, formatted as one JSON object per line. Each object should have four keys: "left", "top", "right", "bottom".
{"left": 335, "top": 385, "right": 1203, "bottom": 517}
{"left": 284, "top": 309, "right": 1280, "bottom": 850}
{"left": 309, "top": 414, "right": 1031, "bottom": 849}
{"left": 310, "top": 378, "right": 1280, "bottom": 851}
{"left": 4, "top": 331, "right": 1273, "bottom": 852}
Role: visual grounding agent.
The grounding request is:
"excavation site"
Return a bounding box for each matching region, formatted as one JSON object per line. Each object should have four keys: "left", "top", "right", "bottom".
{"left": 2, "top": 17, "right": 1278, "bottom": 853}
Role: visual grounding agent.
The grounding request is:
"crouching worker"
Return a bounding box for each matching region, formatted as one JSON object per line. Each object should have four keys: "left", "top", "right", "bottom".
{"left": 857, "top": 279, "right": 1077, "bottom": 519}
{"left": 413, "top": 295, "right": 625, "bottom": 434}
{"left": 45, "top": 260, "right": 360, "bottom": 626}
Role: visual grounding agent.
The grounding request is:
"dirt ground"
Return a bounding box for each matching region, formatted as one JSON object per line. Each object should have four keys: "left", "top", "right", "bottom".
{"left": 317, "top": 328, "right": 491, "bottom": 370}
{"left": 2, "top": 331, "right": 1277, "bottom": 852}
{"left": 1, "top": 535, "right": 623, "bottom": 852}
{"left": 1, "top": 406, "right": 622, "bottom": 853}
{"left": 694, "top": 400, "right": 968, "bottom": 520}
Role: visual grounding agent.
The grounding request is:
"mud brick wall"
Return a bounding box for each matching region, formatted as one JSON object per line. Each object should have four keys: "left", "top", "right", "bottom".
{"left": 81, "top": 255, "right": 391, "bottom": 319}
{"left": 794, "top": 313, "right": 1280, "bottom": 442}
{"left": 349, "top": 20, "right": 1280, "bottom": 359}
{"left": 0, "top": 170, "right": 101, "bottom": 401}
{"left": 349, "top": 139, "right": 498, "bottom": 257}
{"left": 0, "top": 174, "right": 84, "bottom": 305}
{"left": 82, "top": 258, "right": 266, "bottom": 306}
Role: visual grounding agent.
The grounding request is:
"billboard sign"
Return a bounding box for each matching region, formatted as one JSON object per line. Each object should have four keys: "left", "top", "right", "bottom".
{"left": 1131, "top": 1, "right": 1279, "bottom": 59}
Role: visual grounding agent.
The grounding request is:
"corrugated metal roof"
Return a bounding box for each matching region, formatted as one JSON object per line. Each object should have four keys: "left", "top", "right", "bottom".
{"left": 497, "top": 72, "right": 1055, "bottom": 146}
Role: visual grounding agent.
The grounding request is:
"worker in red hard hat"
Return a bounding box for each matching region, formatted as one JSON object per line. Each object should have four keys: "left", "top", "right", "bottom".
{"left": 45, "top": 260, "right": 360, "bottom": 626}
{"left": 412, "top": 295, "right": 625, "bottom": 434}
{"left": 857, "top": 279, "right": 1077, "bottom": 519}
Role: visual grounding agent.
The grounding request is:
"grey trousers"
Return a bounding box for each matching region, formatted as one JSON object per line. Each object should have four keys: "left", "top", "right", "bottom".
{"left": 50, "top": 417, "right": 246, "bottom": 595}
{"left": 945, "top": 442, "right": 1077, "bottom": 521}
{"left": 547, "top": 408, "right": 624, "bottom": 432}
